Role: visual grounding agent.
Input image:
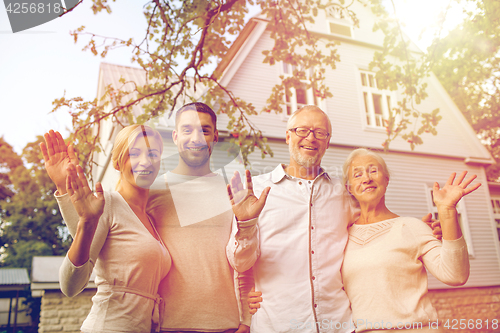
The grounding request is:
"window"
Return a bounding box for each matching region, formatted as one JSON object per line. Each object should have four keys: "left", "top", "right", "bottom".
{"left": 325, "top": 5, "right": 353, "bottom": 37}
{"left": 360, "top": 71, "right": 396, "bottom": 128}
{"left": 282, "top": 62, "right": 322, "bottom": 117}
{"left": 425, "top": 185, "right": 474, "bottom": 256}
{"left": 490, "top": 196, "right": 500, "bottom": 242}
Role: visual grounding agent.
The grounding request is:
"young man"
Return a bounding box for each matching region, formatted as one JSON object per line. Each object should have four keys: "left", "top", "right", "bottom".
{"left": 42, "top": 103, "right": 256, "bottom": 333}
{"left": 146, "top": 102, "right": 255, "bottom": 332}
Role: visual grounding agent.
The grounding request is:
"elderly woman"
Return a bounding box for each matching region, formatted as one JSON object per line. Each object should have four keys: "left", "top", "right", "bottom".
{"left": 341, "top": 148, "right": 479, "bottom": 332}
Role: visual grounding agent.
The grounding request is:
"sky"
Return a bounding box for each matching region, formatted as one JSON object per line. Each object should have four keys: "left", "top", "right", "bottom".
{"left": 0, "top": 0, "right": 465, "bottom": 154}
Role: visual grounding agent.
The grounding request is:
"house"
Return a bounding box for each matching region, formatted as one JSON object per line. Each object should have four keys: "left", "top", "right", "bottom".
{"left": 32, "top": 256, "right": 96, "bottom": 333}
{"left": 0, "top": 268, "right": 30, "bottom": 331}
{"left": 89, "top": 1, "right": 499, "bottom": 331}
{"left": 211, "top": 2, "right": 500, "bottom": 325}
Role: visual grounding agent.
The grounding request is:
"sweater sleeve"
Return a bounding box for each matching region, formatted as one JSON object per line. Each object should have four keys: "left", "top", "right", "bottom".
{"left": 58, "top": 192, "right": 112, "bottom": 297}
{"left": 55, "top": 190, "right": 80, "bottom": 237}
{"left": 59, "top": 254, "right": 95, "bottom": 297}
{"left": 410, "top": 219, "right": 470, "bottom": 286}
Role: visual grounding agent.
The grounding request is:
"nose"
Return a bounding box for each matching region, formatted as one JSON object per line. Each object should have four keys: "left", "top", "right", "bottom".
{"left": 360, "top": 171, "right": 371, "bottom": 183}
{"left": 138, "top": 152, "right": 153, "bottom": 166}
{"left": 304, "top": 130, "right": 317, "bottom": 141}
{"left": 191, "top": 129, "right": 205, "bottom": 144}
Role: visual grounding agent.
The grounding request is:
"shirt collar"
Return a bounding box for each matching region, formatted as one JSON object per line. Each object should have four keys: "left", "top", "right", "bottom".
{"left": 271, "top": 164, "right": 331, "bottom": 183}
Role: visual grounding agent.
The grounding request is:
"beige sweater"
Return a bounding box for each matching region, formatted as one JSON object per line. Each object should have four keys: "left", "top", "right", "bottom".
{"left": 58, "top": 191, "right": 171, "bottom": 333}
{"left": 147, "top": 172, "right": 252, "bottom": 331}
{"left": 341, "top": 217, "right": 469, "bottom": 332}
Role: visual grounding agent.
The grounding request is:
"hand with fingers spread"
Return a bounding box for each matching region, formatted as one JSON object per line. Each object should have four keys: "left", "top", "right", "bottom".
{"left": 433, "top": 171, "right": 481, "bottom": 209}
{"left": 40, "top": 130, "right": 78, "bottom": 194}
{"left": 66, "top": 163, "right": 105, "bottom": 225}
{"left": 227, "top": 170, "right": 270, "bottom": 221}
{"left": 66, "top": 163, "right": 105, "bottom": 267}
{"left": 247, "top": 287, "right": 262, "bottom": 315}
{"left": 433, "top": 171, "right": 481, "bottom": 240}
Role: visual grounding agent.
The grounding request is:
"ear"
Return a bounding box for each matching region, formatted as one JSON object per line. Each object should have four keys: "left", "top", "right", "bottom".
{"left": 326, "top": 138, "right": 330, "bottom": 149}
{"left": 286, "top": 130, "right": 291, "bottom": 144}
{"left": 172, "top": 129, "right": 178, "bottom": 145}
{"left": 214, "top": 130, "right": 219, "bottom": 143}
{"left": 346, "top": 183, "right": 352, "bottom": 195}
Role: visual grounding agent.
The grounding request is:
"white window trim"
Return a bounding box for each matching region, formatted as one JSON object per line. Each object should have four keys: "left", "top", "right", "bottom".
{"left": 424, "top": 184, "right": 474, "bottom": 256}
{"left": 490, "top": 196, "right": 500, "bottom": 243}
{"left": 280, "top": 62, "right": 326, "bottom": 121}
{"left": 358, "top": 70, "right": 398, "bottom": 130}
{"left": 325, "top": 5, "right": 354, "bottom": 38}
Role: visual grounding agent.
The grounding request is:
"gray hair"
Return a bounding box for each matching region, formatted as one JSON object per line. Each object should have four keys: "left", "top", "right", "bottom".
{"left": 342, "top": 148, "right": 390, "bottom": 189}
{"left": 286, "top": 105, "right": 332, "bottom": 135}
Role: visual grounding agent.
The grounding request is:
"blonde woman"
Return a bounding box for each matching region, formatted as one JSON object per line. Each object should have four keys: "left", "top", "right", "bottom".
{"left": 41, "top": 125, "right": 171, "bottom": 333}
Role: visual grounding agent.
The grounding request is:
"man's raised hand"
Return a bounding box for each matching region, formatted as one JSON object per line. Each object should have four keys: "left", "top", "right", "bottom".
{"left": 227, "top": 170, "right": 270, "bottom": 221}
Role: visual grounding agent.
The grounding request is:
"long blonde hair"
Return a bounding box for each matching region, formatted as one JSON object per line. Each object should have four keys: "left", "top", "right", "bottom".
{"left": 112, "top": 124, "right": 163, "bottom": 190}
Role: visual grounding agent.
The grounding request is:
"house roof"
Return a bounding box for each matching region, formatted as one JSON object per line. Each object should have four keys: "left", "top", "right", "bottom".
{"left": 211, "top": 7, "right": 494, "bottom": 164}
{"left": 0, "top": 268, "right": 29, "bottom": 286}
{"left": 31, "top": 256, "right": 66, "bottom": 283}
{"left": 97, "top": 62, "right": 206, "bottom": 127}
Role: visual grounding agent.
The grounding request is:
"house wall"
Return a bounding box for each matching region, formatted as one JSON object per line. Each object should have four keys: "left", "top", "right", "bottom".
{"left": 245, "top": 141, "right": 500, "bottom": 287}
{"left": 428, "top": 286, "right": 500, "bottom": 333}
{"left": 38, "top": 290, "right": 93, "bottom": 333}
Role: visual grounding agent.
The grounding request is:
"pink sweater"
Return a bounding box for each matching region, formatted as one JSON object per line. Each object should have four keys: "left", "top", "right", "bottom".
{"left": 342, "top": 217, "right": 469, "bottom": 332}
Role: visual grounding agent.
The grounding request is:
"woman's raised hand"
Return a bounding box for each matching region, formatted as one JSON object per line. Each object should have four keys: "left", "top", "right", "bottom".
{"left": 432, "top": 171, "right": 481, "bottom": 209}
{"left": 66, "top": 163, "right": 105, "bottom": 224}
{"left": 40, "top": 130, "right": 78, "bottom": 194}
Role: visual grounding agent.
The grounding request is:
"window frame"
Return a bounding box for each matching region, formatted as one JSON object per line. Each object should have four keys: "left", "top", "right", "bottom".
{"left": 490, "top": 195, "right": 500, "bottom": 243}
{"left": 359, "top": 70, "right": 398, "bottom": 130}
{"left": 425, "top": 184, "right": 474, "bottom": 256}
{"left": 281, "top": 62, "right": 326, "bottom": 121}
{"left": 324, "top": 5, "right": 354, "bottom": 38}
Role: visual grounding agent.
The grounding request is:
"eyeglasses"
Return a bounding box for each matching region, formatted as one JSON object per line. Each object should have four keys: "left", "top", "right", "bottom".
{"left": 289, "top": 127, "right": 330, "bottom": 140}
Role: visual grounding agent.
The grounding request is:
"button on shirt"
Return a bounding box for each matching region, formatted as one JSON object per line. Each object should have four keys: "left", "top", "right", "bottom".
{"left": 227, "top": 164, "right": 357, "bottom": 332}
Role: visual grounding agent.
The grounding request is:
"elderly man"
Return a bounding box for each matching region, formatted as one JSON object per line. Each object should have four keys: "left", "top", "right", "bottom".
{"left": 227, "top": 105, "right": 437, "bottom": 333}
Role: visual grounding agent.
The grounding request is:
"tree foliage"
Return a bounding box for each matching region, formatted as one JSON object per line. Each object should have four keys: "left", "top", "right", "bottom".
{"left": 0, "top": 137, "right": 71, "bottom": 273}
{"left": 53, "top": 0, "right": 441, "bottom": 175}
{"left": 431, "top": 0, "right": 500, "bottom": 180}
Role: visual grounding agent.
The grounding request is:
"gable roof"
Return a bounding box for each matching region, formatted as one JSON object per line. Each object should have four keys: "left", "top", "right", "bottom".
{"left": 212, "top": 7, "right": 494, "bottom": 164}
{"left": 96, "top": 62, "right": 206, "bottom": 126}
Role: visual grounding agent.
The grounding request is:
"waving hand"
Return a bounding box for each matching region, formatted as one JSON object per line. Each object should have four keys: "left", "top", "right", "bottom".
{"left": 227, "top": 170, "right": 270, "bottom": 221}
{"left": 40, "top": 130, "right": 78, "bottom": 194}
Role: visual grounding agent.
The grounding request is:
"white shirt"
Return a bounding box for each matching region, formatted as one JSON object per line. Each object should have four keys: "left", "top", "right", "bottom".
{"left": 227, "top": 164, "right": 357, "bottom": 333}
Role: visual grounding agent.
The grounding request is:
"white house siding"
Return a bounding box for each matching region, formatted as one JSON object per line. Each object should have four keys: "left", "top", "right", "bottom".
{"left": 217, "top": 30, "right": 287, "bottom": 137}
{"left": 244, "top": 141, "right": 500, "bottom": 289}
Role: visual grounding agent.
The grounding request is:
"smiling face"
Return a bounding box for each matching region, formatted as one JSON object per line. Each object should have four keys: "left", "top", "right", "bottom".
{"left": 173, "top": 110, "right": 218, "bottom": 173}
{"left": 121, "top": 133, "right": 162, "bottom": 189}
{"left": 347, "top": 155, "right": 389, "bottom": 205}
{"left": 286, "top": 108, "right": 330, "bottom": 171}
